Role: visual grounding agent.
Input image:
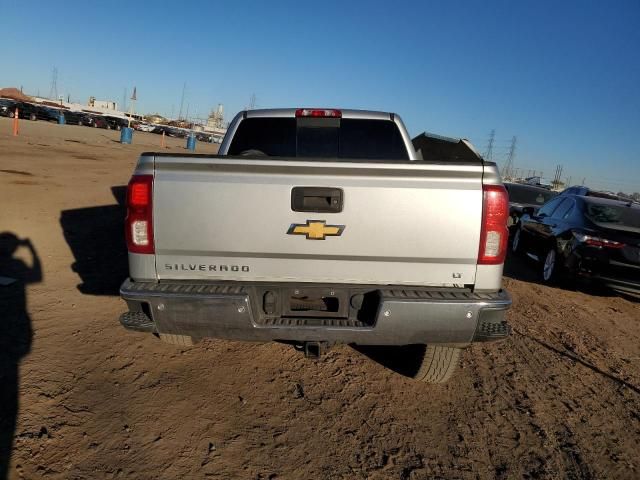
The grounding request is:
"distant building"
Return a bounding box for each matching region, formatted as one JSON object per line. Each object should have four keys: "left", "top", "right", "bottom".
{"left": 206, "top": 104, "right": 225, "bottom": 130}
{"left": 88, "top": 96, "right": 118, "bottom": 111}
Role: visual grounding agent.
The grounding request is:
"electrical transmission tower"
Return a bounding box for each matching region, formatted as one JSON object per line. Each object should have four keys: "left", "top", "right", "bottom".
{"left": 484, "top": 129, "right": 495, "bottom": 161}
{"left": 552, "top": 165, "right": 564, "bottom": 190}
{"left": 502, "top": 136, "right": 517, "bottom": 179}
{"left": 49, "top": 67, "right": 58, "bottom": 101}
{"left": 178, "top": 82, "right": 187, "bottom": 120}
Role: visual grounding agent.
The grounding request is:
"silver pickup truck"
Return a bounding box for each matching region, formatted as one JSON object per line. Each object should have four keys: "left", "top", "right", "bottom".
{"left": 119, "top": 108, "right": 511, "bottom": 382}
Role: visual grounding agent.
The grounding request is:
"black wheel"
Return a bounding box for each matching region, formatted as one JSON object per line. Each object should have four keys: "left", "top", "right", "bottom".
{"left": 29, "top": 113, "right": 37, "bottom": 121}
{"left": 412, "top": 345, "right": 462, "bottom": 383}
{"left": 116, "top": 124, "right": 122, "bottom": 131}
{"left": 541, "top": 244, "right": 564, "bottom": 284}
{"left": 511, "top": 226, "right": 523, "bottom": 255}
{"left": 8, "top": 111, "right": 15, "bottom": 118}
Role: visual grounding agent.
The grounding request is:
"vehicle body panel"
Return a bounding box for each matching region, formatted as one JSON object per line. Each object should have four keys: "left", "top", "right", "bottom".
{"left": 121, "top": 110, "right": 511, "bottom": 347}
{"left": 151, "top": 156, "right": 484, "bottom": 286}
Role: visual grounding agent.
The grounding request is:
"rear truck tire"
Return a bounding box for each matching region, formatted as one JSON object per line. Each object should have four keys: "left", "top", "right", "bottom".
{"left": 159, "top": 333, "right": 194, "bottom": 347}
{"left": 412, "top": 345, "right": 462, "bottom": 383}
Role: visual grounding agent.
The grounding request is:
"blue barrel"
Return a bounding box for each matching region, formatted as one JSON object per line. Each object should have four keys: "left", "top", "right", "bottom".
{"left": 186, "top": 133, "right": 196, "bottom": 151}
{"left": 58, "top": 113, "right": 65, "bottom": 125}
{"left": 120, "top": 127, "right": 133, "bottom": 144}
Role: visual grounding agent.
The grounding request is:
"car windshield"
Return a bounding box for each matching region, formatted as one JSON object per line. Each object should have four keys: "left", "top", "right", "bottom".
{"left": 228, "top": 117, "right": 409, "bottom": 159}
{"left": 506, "top": 184, "right": 557, "bottom": 205}
{"left": 586, "top": 203, "right": 640, "bottom": 228}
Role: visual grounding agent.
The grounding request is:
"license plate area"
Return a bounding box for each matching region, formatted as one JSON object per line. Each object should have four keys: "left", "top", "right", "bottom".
{"left": 284, "top": 287, "right": 349, "bottom": 318}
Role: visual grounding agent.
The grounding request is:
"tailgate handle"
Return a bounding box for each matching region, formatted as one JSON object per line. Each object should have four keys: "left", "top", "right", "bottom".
{"left": 291, "top": 187, "right": 343, "bottom": 213}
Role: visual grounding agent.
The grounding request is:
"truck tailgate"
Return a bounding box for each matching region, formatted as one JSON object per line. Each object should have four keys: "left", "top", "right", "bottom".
{"left": 152, "top": 156, "right": 483, "bottom": 286}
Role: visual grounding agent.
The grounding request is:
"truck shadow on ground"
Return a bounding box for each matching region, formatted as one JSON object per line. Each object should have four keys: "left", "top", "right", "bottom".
{"left": 59, "top": 186, "right": 128, "bottom": 296}
{"left": 0, "top": 232, "right": 38, "bottom": 479}
{"left": 351, "top": 344, "right": 428, "bottom": 379}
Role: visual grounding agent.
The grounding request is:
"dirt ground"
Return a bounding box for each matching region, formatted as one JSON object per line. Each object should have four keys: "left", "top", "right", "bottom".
{"left": 0, "top": 117, "right": 639, "bottom": 479}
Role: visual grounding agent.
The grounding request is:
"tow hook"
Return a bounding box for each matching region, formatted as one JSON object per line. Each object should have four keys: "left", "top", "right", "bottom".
{"left": 297, "top": 341, "right": 330, "bottom": 359}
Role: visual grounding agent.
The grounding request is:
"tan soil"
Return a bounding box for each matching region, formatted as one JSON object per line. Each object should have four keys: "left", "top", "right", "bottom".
{"left": 0, "top": 117, "right": 639, "bottom": 479}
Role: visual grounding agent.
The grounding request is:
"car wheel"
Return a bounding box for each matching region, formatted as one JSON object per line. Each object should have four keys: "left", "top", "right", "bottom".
{"left": 512, "top": 227, "right": 523, "bottom": 254}
{"left": 8, "top": 111, "right": 15, "bottom": 118}
{"left": 116, "top": 124, "right": 122, "bottom": 131}
{"left": 541, "top": 245, "right": 562, "bottom": 284}
{"left": 29, "top": 113, "right": 37, "bottom": 121}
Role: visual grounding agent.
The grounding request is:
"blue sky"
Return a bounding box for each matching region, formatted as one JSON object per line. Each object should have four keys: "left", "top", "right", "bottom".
{"left": 1, "top": 0, "right": 639, "bottom": 192}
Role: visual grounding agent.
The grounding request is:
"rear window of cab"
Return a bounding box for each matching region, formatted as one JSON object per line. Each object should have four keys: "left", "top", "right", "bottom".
{"left": 228, "top": 117, "right": 409, "bottom": 160}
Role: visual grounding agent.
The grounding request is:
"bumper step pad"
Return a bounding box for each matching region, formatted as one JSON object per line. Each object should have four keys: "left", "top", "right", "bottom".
{"left": 120, "top": 311, "right": 155, "bottom": 332}
{"left": 474, "top": 320, "right": 511, "bottom": 342}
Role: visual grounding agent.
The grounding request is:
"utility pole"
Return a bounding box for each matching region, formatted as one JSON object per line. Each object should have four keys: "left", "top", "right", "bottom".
{"left": 502, "top": 136, "right": 517, "bottom": 179}
{"left": 49, "top": 67, "right": 58, "bottom": 101}
{"left": 178, "top": 82, "right": 186, "bottom": 120}
{"left": 249, "top": 93, "right": 256, "bottom": 110}
{"left": 484, "top": 129, "right": 495, "bottom": 161}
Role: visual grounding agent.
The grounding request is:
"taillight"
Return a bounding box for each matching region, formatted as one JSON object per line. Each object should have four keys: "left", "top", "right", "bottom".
{"left": 295, "top": 108, "right": 342, "bottom": 118}
{"left": 478, "top": 184, "right": 509, "bottom": 265}
{"left": 125, "top": 174, "right": 154, "bottom": 254}
{"left": 573, "top": 232, "right": 625, "bottom": 249}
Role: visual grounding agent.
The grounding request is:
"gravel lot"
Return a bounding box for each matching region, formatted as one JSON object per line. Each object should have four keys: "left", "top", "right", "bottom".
{"left": 1, "top": 117, "right": 639, "bottom": 479}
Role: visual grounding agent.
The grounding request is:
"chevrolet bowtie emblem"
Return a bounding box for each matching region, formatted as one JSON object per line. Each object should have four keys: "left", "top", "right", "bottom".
{"left": 287, "top": 220, "right": 345, "bottom": 240}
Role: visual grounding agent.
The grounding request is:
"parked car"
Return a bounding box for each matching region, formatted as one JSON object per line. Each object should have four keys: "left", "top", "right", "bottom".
{"left": 504, "top": 182, "right": 558, "bottom": 232}
{"left": 559, "top": 186, "right": 628, "bottom": 202}
{"left": 89, "top": 115, "right": 111, "bottom": 129}
{"left": 37, "top": 106, "right": 64, "bottom": 122}
{"left": 7, "top": 102, "right": 41, "bottom": 121}
{"left": 195, "top": 132, "right": 213, "bottom": 142}
{"left": 135, "top": 123, "right": 156, "bottom": 132}
{"left": 7, "top": 102, "right": 62, "bottom": 121}
{"left": 512, "top": 194, "right": 640, "bottom": 294}
{"left": 59, "top": 110, "right": 87, "bottom": 126}
{"left": 0, "top": 98, "right": 17, "bottom": 117}
{"left": 104, "top": 116, "right": 129, "bottom": 131}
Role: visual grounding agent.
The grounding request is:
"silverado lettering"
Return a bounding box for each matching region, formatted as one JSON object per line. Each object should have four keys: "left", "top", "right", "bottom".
{"left": 164, "top": 264, "right": 250, "bottom": 272}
